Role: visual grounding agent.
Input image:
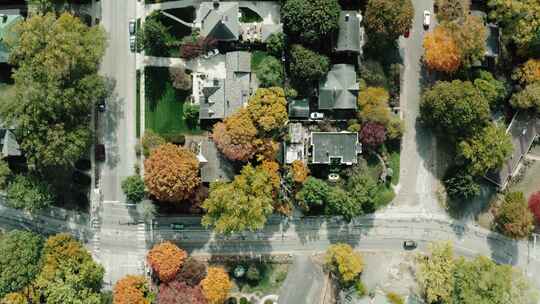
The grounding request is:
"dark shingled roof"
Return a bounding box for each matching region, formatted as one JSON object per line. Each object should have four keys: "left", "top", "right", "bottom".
{"left": 199, "top": 139, "right": 234, "bottom": 183}
{"left": 310, "top": 132, "right": 360, "bottom": 165}
{"left": 288, "top": 98, "right": 310, "bottom": 119}
{"left": 198, "top": 1, "right": 239, "bottom": 41}
{"left": 319, "top": 64, "right": 359, "bottom": 111}
{"left": 485, "top": 112, "right": 539, "bottom": 189}
{"left": 337, "top": 11, "right": 361, "bottom": 53}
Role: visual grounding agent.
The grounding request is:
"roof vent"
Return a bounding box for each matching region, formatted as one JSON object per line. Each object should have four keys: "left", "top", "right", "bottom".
{"left": 213, "top": 0, "right": 220, "bottom": 9}
{"left": 345, "top": 14, "right": 350, "bottom": 22}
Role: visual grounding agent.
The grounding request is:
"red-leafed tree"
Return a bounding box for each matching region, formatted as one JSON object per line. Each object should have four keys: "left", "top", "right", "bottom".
{"left": 158, "top": 281, "right": 207, "bottom": 304}
{"left": 529, "top": 192, "right": 540, "bottom": 223}
{"left": 180, "top": 37, "right": 217, "bottom": 59}
{"left": 177, "top": 257, "right": 207, "bottom": 286}
{"left": 359, "top": 122, "right": 386, "bottom": 147}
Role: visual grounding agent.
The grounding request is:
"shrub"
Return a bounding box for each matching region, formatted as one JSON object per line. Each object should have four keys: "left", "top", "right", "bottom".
{"left": 359, "top": 60, "right": 387, "bottom": 87}
{"left": 255, "top": 56, "right": 284, "bottom": 87}
{"left": 386, "top": 292, "right": 404, "bottom": 304}
{"left": 325, "top": 243, "right": 364, "bottom": 283}
{"left": 184, "top": 104, "right": 199, "bottom": 129}
{"left": 355, "top": 281, "right": 366, "bottom": 296}
{"left": 266, "top": 32, "right": 284, "bottom": 57}
{"left": 528, "top": 192, "right": 540, "bottom": 224}
{"left": 121, "top": 175, "right": 146, "bottom": 203}
{"left": 141, "top": 130, "right": 166, "bottom": 157}
{"left": 163, "top": 133, "right": 186, "bottom": 146}
{"left": 246, "top": 265, "right": 261, "bottom": 282}
{"left": 359, "top": 122, "right": 386, "bottom": 148}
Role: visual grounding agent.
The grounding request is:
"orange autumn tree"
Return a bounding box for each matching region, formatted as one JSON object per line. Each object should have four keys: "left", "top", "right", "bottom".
{"left": 146, "top": 242, "right": 188, "bottom": 282}
{"left": 200, "top": 267, "right": 232, "bottom": 304}
{"left": 212, "top": 108, "right": 258, "bottom": 162}
{"left": 291, "top": 160, "right": 309, "bottom": 183}
{"left": 113, "top": 275, "right": 151, "bottom": 304}
{"left": 423, "top": 26, "right": 461, "bottom": 73}
{"left": 144, "top": 143, "right": 200, "bottom": 202}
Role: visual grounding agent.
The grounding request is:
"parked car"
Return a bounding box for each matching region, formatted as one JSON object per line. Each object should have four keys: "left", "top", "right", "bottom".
{"left": 95, "top": 144, "right": 105, "bottom": 161}
{"left": 129, "top": 19, "right": 136, "bottom": 35}
{"left": 403, "top": 240, "right": 418, "bottom": 250}
{"left": 129, "top": 36, "right": 136, "bottom": 52}
{"left": 72, "top": 171, "right": 91, "bottom": 186}
{"left": 171, "top": 223, "right": 185, "bottom": 231}
{"left": 310, "top": 112, "right": 324, "bottom": 120}
{"left": 423, "top": 10, "right": 431, "bottom": 29}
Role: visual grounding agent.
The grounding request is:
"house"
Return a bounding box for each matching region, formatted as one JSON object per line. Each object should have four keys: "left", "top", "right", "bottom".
{"left": 288, "top": 98, "right": 310, "bottom": 120}
{"left": 197, "top": 1, "right": 240, "bottom": 41}
{"left": 318, "top": 64, "right": 360, "bottom": 111}
{"left": 199, "top": 51, "right": 252, "bottom": 120}
{"left": 0, "top": 9, "right": 23, "bottom": 63}
{"left": 283, "top": 123, "right": 307, "bottom": 164}
{"left": 485, "top": 112, "right": 539, "bottom": 189}
{"left": 278, "top": 256, "right": 327, "bottom": 304}
{"left": 310, "top": 132, "right": 361, "bottom": 165}
{"left": 197, "top": 139, "right": 234, "bottom": 183}
{"left": 336, "top": 11, "right": 362, "bottom": 54}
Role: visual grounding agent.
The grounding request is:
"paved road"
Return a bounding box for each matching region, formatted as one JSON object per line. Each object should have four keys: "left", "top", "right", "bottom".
{"left": 98, "top": 0, "right": 144, "bottom": 286}
{"left": 393, "top": 0, "right": 443, "bottom": 214}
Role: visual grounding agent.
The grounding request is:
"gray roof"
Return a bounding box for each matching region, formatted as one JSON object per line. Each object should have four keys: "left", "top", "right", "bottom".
{"left": 278, "top": 256, "right": 325, "bottom": 304}
{"left": 199, "top": 139, "right": 234, "bottom": 183}
{"left": 485, "top": 23, "right": 500, "bottom": 57}
{"left": 262, "top": 23, "right": 283, "bottom": 42}
{"left": 485, "top": 112, "right": 538, "bottom": 189}
{"left": 0, "top": 10, "right": 23, "bottom": 63}
{"left": 198, "top": 1, "right": 239, "bottom": 41}
{"left": 199, "top": 51, "right": 252, "bottom": 120}
{"left": 288, "top": 98, "right": 310, "bottom": 119}
{"left": 0, "top": 128, "right": 20, "bottom": 158}
{"left": 311, "top": 132, "right": 360, "bottom": 165}
{"left": 337, "top": 11, "right": 361, "bottom": 53}
{"left": 319, "top": 64, "right": 359, "bottom": 110}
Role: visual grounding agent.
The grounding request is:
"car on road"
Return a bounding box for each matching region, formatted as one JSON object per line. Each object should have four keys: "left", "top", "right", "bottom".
{"left": 129, "top": 36, "right": 136, "bottom": 52}
{"left": 171, "top": 223, "right": 185, "bottom": 231}
{"left": 403, "top": 240, "right": 418, "bottom": 249}
{"left": 423, "top": 10, "right": 431, "bottom": 29}
{"left": 310, "top": 112, "right": 324, "bottom": 120}
{"left": 129, "top": 19, "right": 136, "bottom": 35}
{"left": 95, "top": 144, "right": 105, "bottom": 161}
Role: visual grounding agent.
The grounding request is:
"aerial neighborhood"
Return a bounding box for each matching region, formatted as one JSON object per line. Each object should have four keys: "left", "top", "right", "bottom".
{"left": 0, "top": 0, "right": 540, "bottom": 303}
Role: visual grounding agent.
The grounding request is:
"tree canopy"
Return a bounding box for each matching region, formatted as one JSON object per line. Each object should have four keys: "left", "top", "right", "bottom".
{"left": 177, "top": 257, "right": 207, "bottom": 287}
{"left": 202, "top": 165, "right": 274, "bottom": 234}
{"left": 3, "top": 12, "right": 107, "bottom": 169}
{"left": 529, "top": 192, "right": 540, "bottom": 224}
{"left": 246, "top": 87, "right": 288, "bottom": 133}
{"left": 295, "top": 177, "right": 331, "bottom": 211}
{"left": 144, "top": 144, "right": 200, "bottom": 202}
{"left": 357, "top": 87, "right": 392, "bottom": 126}
{"left": 444, "top": 16, "right": 487, "bottom": 69}
{"left": 290, "top": 160, "right": 310, "bottom": 183}
{"left": 254, "top": 56, "right": 284, "bottom": 88}
{"left": 364, "top": 0, "right": 414, "bottom": 39}
{"left": 510, "top": 82, "right": 540, "bottom": 112}
{"left": 418, "top": 241, "right": 456, "bottom": 304}
{"left": 289, "top": 45, "right": 330, "bottom": 83}
{"left": 158, "top": 281, "right": 206, "bottom": 304}
{"left": 6, "top": 175, "right": 55, "bottom": 212}
{"left": 200, "top": 267, "right": 232, "bottom": 304}
{"left": 0, "top": 231, "right": 43, "bottom": 298}
{"left": 495, "top": 192, "right": 534, "bottom": 239}
{"left": 325, "top": 243, "right": 364, "bottom": 283}
{"left": 512, "top": 59, "right": 540, "bottom": 86}
{"left": 434, "top": 0, "right": 468, "bottom": 22}
{"left": 474, "top": 71, "right": 508, "bottom": 108}
{"left": 281, "top": 0, "right": 340, "bottom": 46}
{"left": 458, "top": 124, "right": 513, "bottom": 176}
{"left": 212, "top": 109, "right": 258, "bottom": 162}
{"left": 121, "top": 175, "right": 146, "bottom": 203}
{"left": 423, "top": 26, "right": 462, "bottom": 73}
{"left": 113, "top": 275, "right": 151, "bottom": 304}
{"left": 420, "top": 80, "right": 490, "bottom": 141}
{"left": 146, "top": 242, "right": 188, "bottom": 283}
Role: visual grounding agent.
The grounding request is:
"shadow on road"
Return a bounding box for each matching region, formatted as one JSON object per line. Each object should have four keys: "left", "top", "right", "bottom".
{"left": 101, "top": 77, "right": 124, "bottom": 169}
{"left": 486, "top": 230, "right": 518, "bottom": 266}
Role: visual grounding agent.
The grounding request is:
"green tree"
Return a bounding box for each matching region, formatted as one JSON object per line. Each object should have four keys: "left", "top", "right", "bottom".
{"left": 36, "top": 234, "right": 104, "bottom": 304}
{"left": 0, "top": 230, "right": 43, "bottom": 298}
{"left": 444, "top": 16, "right": 487, "bottom": 69}
{"left": 121, "top": 175, "right": 146, "bottom": 203}
{"left": 266, "top": 32, "right": 284, "bottom": 57}
{"left": 324, "top": 243, "right": 364, "bottom": 284}
{"left": 289, "top": 45, "right": 330, "bottom": 83}
{"left": 137, "top": 13, "right": 172, "bottom": 56}
{"left": 420, "top": 80, "right": 490, "bottom": 141}
{"left": 495, "top": 192, "right": 534, "bottom": 239}
{"left": 141, "top": 130, "right": 166, "bottom": 157}
{"left": 458, "top": 124, "right": 513, "bottom": 176}
{"left": 3, "top": 13, "right": 107, "bottom": 169}
{"left": 184, "top": 104, "right": 199, "bottom": 129}
{"left": 295, "top": 177, "right": 331, "bottom": 211}
{"left": 364, "top": 0, "right": 414, "bottom": 39}
{"left": 443, "top": 168, "right": 481, "bottom": 201}
{"left": 325, "top": 187, "right": 360, "bottom": 221}
{"left": 346, "top": 172, "right": 378, "bottom": 213}
{"left": 6, "top": 175, "right": 55, "bottom": 212}
{"left": 281, "top": 0, "right": 340, "bottom": 46}
{"left": 510, "top": 82, "right": 540, "bottom": 112}
{"left": 0, "top": 160, "right": 12, "bottom": 190}
{"left": 255, "top": 56, "right": 284, "bottom": 88}
{"left": 435, "top": 0, "right": 468, "bottom": 22}
{"left": 417, "top": 241, "right": 455, "bottom": 304}
{"left": 473, "top": 70, "right": 508, "bottom": 109}
{"left": 202, "top": 165, "right": 274, "bottom": 234}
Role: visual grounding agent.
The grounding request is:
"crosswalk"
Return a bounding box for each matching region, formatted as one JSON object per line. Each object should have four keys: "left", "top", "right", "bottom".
{"left": 90, "top": 218, "right": 101, "bottom": 260}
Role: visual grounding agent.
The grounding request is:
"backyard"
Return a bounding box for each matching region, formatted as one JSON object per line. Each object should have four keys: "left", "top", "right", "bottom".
{"left": 144, "top": 66, "right": 201, "bottom": 136}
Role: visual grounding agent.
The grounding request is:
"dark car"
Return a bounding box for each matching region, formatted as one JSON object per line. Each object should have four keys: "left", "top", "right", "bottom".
{"left": 403, "top": 240, "right": 418, "bottom": 250}
{"left": 95, "top": 144, "right": 105, "bottom": 161}
{"left": 97, "top": 100, "right": 106, "bottom": 112}
{"left": 72, "top": 171, "right": 91, "bottom": 186}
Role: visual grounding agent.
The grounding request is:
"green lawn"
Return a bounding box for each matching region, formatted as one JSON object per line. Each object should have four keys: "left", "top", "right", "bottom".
{"left": 144, "top": 67, "right": 200, "bottom": 136}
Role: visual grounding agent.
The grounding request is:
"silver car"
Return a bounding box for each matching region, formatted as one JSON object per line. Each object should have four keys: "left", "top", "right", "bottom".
{"left": 129, "top": 19, "right": 136, "bottom": 35}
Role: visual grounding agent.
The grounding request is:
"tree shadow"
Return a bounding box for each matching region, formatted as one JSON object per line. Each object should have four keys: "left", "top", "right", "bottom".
{"left": 486, "top": 230, "right": 519, "bottom": 266}
{"left": 326, "top": 215, "right": 376, "bottom": 249}
{"left": 101, "top": 77, "right": 123, "bottom": 169}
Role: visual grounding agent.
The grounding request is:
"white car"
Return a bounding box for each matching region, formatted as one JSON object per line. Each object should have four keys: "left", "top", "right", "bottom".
{"left": 129, "top": 19, "right": 136, "bottom": 35}
{"left": 423, "top": 10, "right": 431, "bottom": 29}
{"left": 310, "top": 112, "right": 324, "bottom": 120}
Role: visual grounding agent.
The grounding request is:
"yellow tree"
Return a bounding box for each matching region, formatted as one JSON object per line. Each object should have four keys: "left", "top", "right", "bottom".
{"left": 212, "top": 109, "right": 258, "bottom": 162}
{"left": 144, "top": 143, "right": 200, "bottom": 202}
{"left": 113, "top": 275, "right": 150, "bottom": 304}
{"left": 423, "top": 26, "right": 461, "bottom": 73}
{"left": 325, "top": 243, "right": 364, "bottom": 283}
{"left": 200, "top": 267, "right": 233, "bottom": 304}
{"left": 291, "top": 160, "right": 310, "bottom": 183}
{"left": 357, "top": 87, "right": 392, "bottom": 126}
{"left": 146, "top": 242, "right": 188, "bottom": 282}
{"left": 418, "top": 241, "right": 455, "bottom": 304}
{"left": 513, "top": 59, "right": 540, "bottom": 86}
{"left": 246, "top": 87, "right": 288, "bottom": 133}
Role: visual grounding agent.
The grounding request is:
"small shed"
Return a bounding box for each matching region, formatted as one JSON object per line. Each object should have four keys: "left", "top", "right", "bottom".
{"left": 288, "top": 98, "right": 310, "bottom": 119}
